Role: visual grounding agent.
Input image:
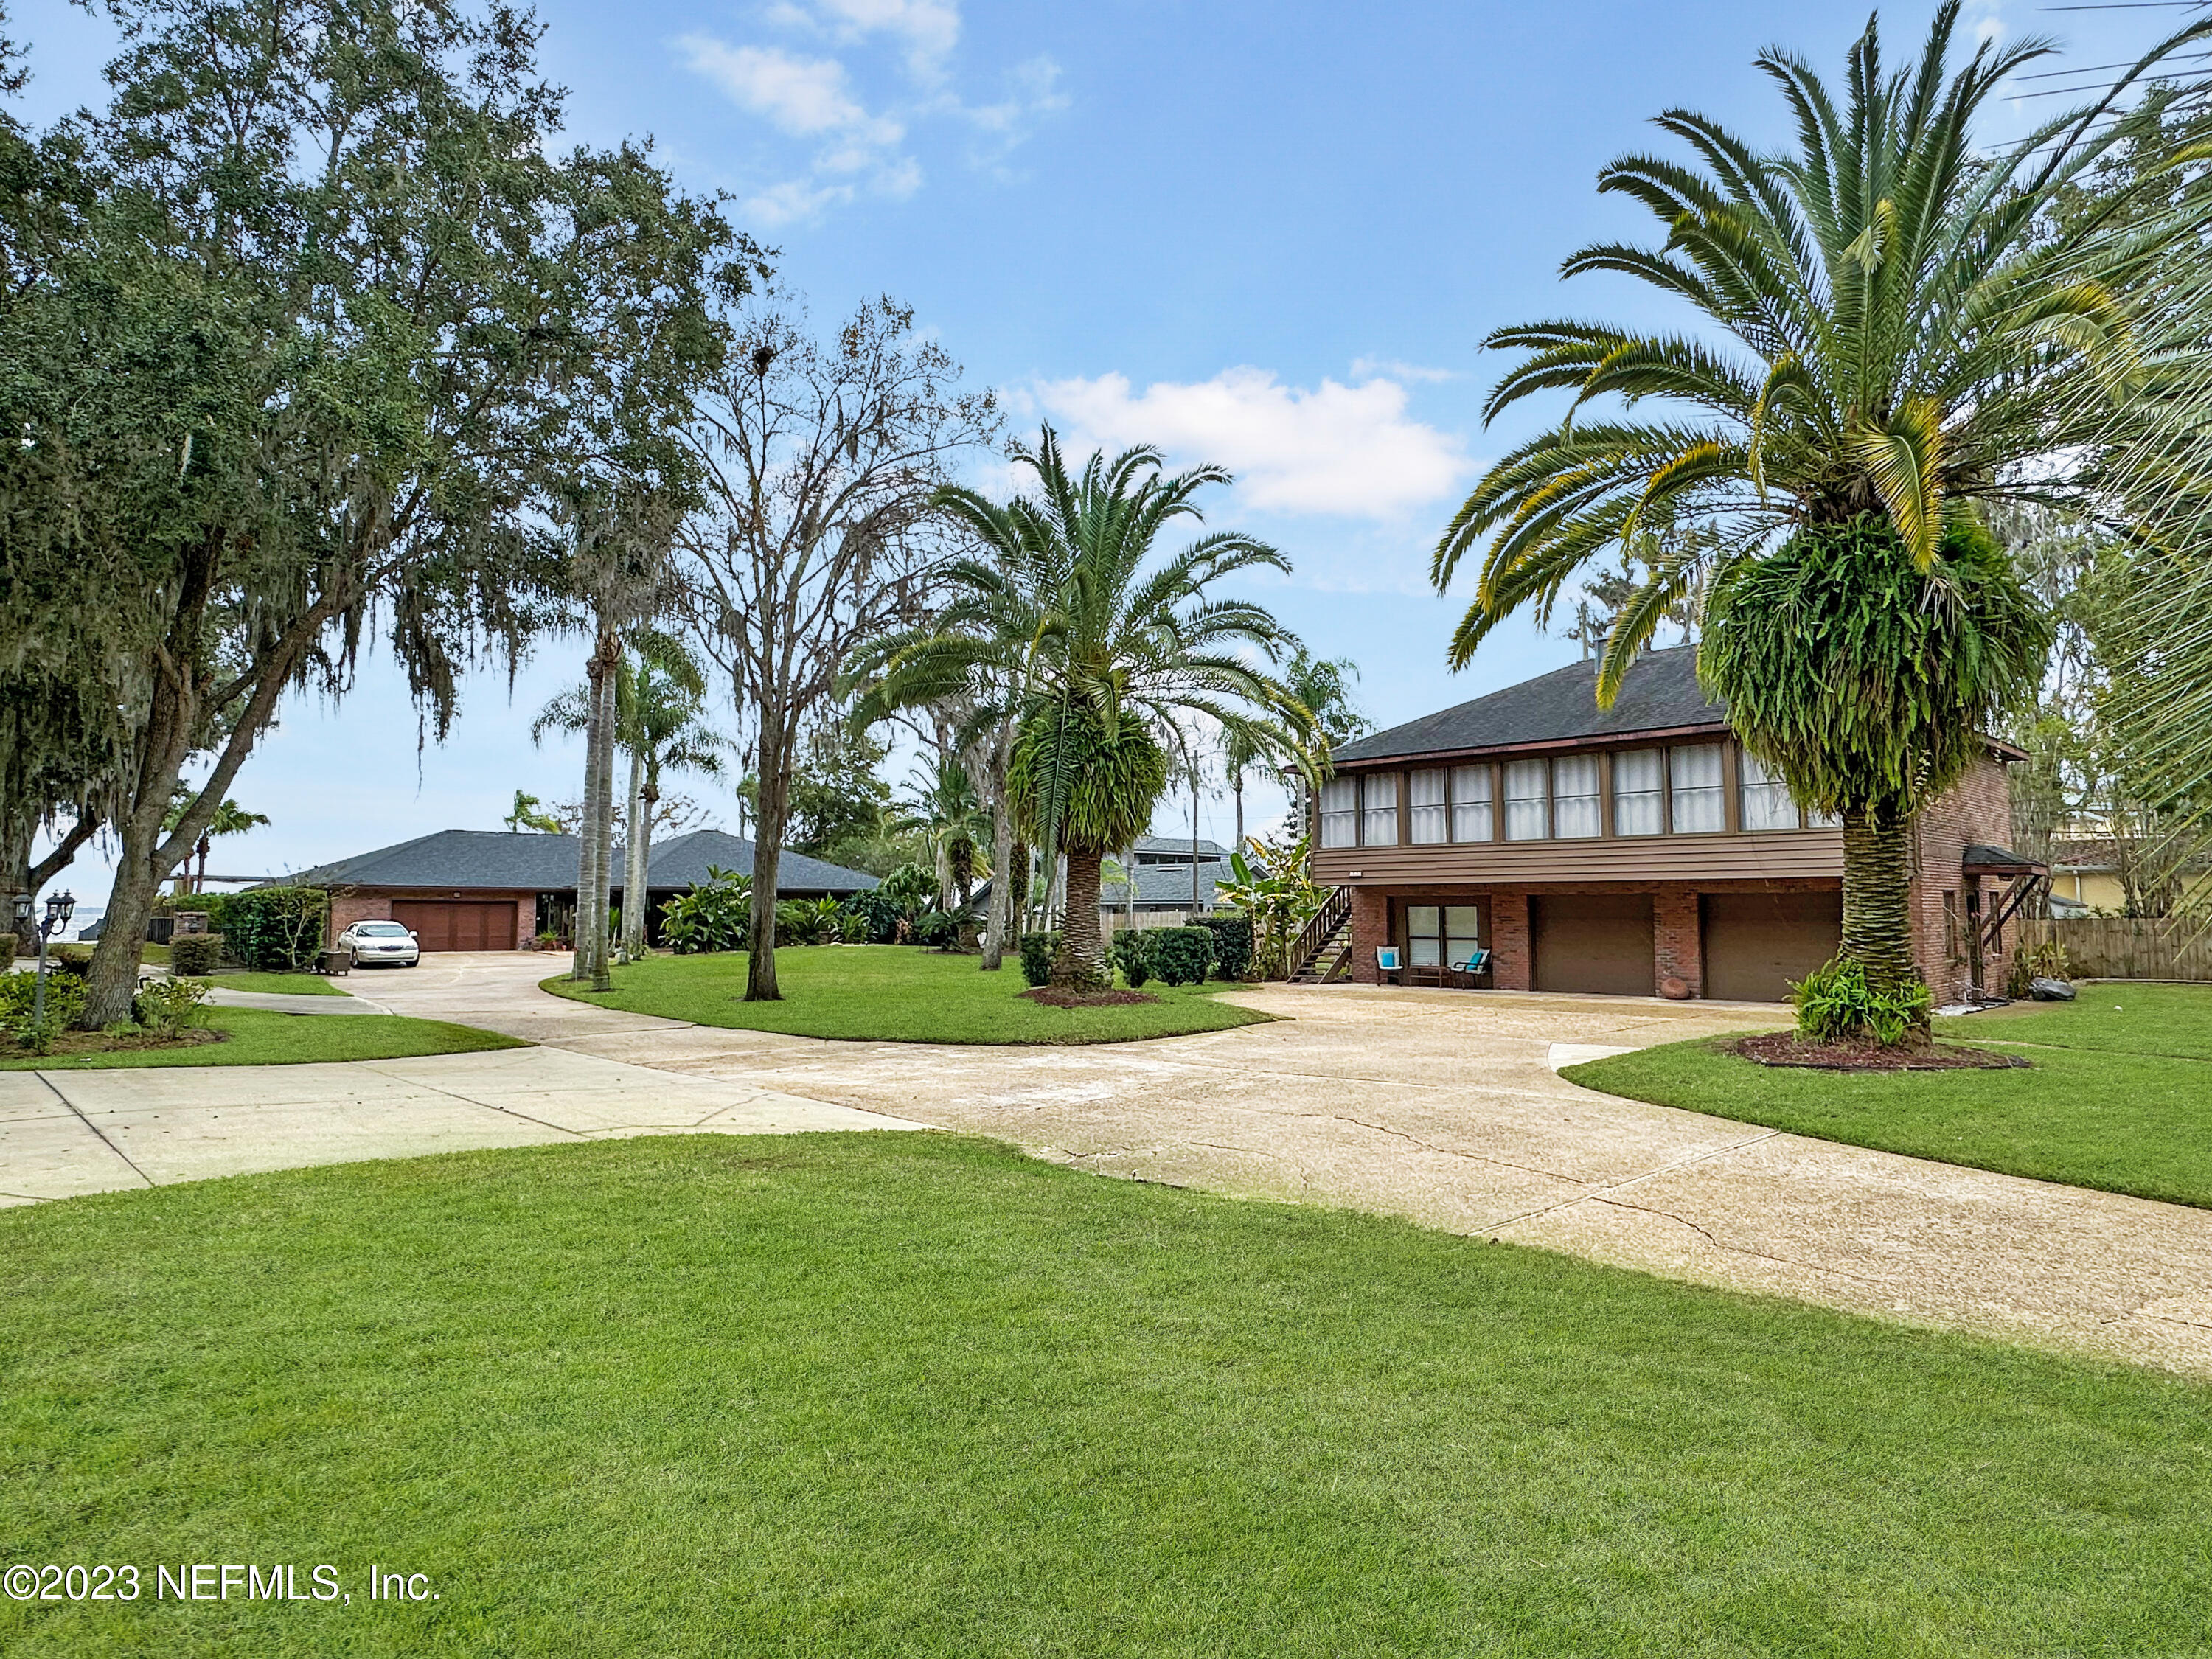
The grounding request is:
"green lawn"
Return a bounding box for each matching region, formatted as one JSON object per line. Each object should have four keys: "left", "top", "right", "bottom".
{"left": 0, "top": 1007, "right": 525, "bottom": 1071}
{"left": 1561, "top": 984, "right": 2212, "bottom": 1207}
{"left": 543, "top": 944, "right": 1275, "bottom": 1043}
{"left": 197, "top": 970, "right": 349, "bottom": 997}
{"left": 2, "top": 1134, "right": 2208, "bottom": 1656}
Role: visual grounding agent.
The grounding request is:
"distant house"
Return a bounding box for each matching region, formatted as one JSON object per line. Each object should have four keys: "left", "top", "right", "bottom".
{"left": 1128, "top": 834, "right": 1231, "bottom": 867}
{"left": 269, "top": 828, "right": 876, "bottom": 951}
{"left": 1314, "top": 644, "right": 2039, "bottom": 1002}
{"left": 1101, "top": 859, "right": 1230, "bottom": 925}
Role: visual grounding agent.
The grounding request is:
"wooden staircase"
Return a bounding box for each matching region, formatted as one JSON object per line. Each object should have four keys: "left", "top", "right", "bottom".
{"left": 1287, "top": 886, "right": 1353, "bottom": 984}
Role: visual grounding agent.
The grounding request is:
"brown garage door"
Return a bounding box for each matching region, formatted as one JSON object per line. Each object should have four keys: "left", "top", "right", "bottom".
{"left": 1701, "top": 891, "right": 1841, "bottom": 1002}
{"left": 1531, "top": 894, "right": 1655, "bottom": 996}
{"left": 390, "top": 900, "right": 517, "bottom": 953}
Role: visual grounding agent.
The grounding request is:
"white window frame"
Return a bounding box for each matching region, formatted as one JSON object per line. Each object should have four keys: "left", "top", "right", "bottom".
{"left": 1504, "top": 758, "right": 1549, "bottom": 841}
{"left": 1613, "top": 748, "right": 1664, "bottom": 836}
{"left": 1408, "top": 769, "right": 1448, "bottom": 844}
{"left": 1360, "top": 772, "right": 1399, "bottom": 846}
{"left": 1319, "top": 776, "right": 1357, "bottom": 849}
{"left": 1551, "top": 753, "right": 1602, "bottom": 839}
{"left": 1450, "top": 765, "right": 1493, "bottom": 843}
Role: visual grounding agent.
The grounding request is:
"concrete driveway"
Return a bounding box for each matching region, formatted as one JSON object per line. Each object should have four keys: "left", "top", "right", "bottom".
{"left": 7, "top": 951, "right": 2211, "bottom": 1377}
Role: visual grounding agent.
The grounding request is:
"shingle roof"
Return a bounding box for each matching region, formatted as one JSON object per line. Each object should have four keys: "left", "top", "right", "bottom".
{"left": 1131, "top": 833, "right": 1230, "bottom": 860}
{"left": 1961, "top": 843, "right": 2045, "bottom": 874}
{"left": 271, "top": 828, "right": 876, "bottom": 894}
{"left": 1334, "top": 644, "right": 1725, "bottom": 765}
{"left": 1100, "top": 860, "right": 1230, "bottom": 909}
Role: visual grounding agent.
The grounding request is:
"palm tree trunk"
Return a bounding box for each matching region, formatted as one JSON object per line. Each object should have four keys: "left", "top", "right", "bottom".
{"left": 621, "top": 747, "right": 647, "bottom": 960}
{"left": 1840, "top": 804, "right": 1923, "bottom": 1012}
{"left": 573, "top": 628, "right": 619, "bottom": 990}
{"left": 980, "top": 733, "right": 1014, "bottom": 972}
{"left": 1051, "top": 844, "right": 1107, "bottom": 990}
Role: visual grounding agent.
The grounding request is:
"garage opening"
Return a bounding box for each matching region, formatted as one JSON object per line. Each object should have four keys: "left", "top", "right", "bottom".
{"left": 1531, "top": 894, "right": 1655, "bottom": 996}
{"left": 1701, "top": 890, "right": 1841, "bottom": 1001}
{"left": 389, "top": 900, "right": 518, "bottom": 953}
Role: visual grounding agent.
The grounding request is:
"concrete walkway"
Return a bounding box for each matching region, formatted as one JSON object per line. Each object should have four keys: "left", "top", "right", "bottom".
{"left": 7, "top": 950, "right": 2210, "bottom": 1377}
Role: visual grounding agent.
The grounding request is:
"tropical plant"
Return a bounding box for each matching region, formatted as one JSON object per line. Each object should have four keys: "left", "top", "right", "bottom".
{"left": 1430, "top": 4, "right": 2194, "bottom": 1031}
{"left": 1276, "top": 647, "right": 1374, "bottom": 838}
{"left": 504, "top": 792, "right": 564, "bottom": 834}
{"left": 658, "top": 866, "right": 751, "bottom": 954}
{"left": 133, "top": 976, "right": 212, "bottom": 1035}
{"left": 161, "top": 796, "right": 269, "bottom": 895}
{"left": 894, "top": 755, "right": 993, "bottom": 912}
{"left": 1218, "top": 830, "right": 1330, "bottom": 981}
{"left": 918, "top": 428, "right": 1314, "bottom": 990}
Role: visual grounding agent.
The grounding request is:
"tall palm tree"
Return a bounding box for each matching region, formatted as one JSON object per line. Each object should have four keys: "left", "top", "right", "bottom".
{"left": 1432, "top": 4, "right": 2199, "bottom": 1018}
{"left": 1277, "top": 647, "right": 1372, "bottom": 843}
{"left": 855, "top": 428, "right": 1315, "bottom": 988}
{"left": 536, "top": 631, "right": 726, "bottom": 962}
{"left": 894, "top": 754, "right": 992, "bottom": 912}
{"left": 162, "top": 796, "right": 269, "bottom": 894}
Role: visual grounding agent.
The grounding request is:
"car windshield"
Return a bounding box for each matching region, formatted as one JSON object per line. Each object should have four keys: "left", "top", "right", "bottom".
{"left": 356, "top": 923, "right": 411, "bottom": 937}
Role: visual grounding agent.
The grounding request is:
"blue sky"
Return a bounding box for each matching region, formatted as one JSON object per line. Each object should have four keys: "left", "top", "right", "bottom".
{"left": 13, "top": 0, "right": 2194, "bottom": 909}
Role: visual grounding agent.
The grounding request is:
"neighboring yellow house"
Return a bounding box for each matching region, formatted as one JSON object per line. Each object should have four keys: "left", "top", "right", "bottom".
{"left": 2048, "top": 837, "right": 2212, "bottom": 916}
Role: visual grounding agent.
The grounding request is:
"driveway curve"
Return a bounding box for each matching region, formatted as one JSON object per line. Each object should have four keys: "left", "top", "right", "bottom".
{"left": 7, "top": 951, "right": 2209, "bottom": 1377}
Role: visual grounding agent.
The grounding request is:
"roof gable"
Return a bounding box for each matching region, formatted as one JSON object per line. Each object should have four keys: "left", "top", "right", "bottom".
{"left": 273, "top": 827, "right": 877, "bottom": 894}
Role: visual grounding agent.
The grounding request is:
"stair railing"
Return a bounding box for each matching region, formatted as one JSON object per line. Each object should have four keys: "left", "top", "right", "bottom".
{"left": 1286, "top": 886, "right": 1352, "bottom": 981}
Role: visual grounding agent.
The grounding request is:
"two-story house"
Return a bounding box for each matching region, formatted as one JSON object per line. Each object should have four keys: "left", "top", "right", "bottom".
{"left": 1310, "top": 645, "right": 2041, "bottom": 1003}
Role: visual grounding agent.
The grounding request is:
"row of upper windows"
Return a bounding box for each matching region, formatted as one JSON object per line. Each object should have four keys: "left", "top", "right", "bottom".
{"left": 1316, "top": 743, "right": 1837, "bottom": 849}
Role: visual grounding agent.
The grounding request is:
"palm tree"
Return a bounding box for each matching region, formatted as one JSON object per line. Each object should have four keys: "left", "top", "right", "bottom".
{"left": 1277, "top": 647, "right": 1372, "bottom": 841}
{"left": 1430, "top": 4, "right": 2197, "bottom": 1020}
{"left": 894, "top": 754, "right": 992, "bottom": 913}
{"left": 163, "top": 796, "right": 269, "bottom": 894}
{"left": 968, "top": 428, "right": 1313, "bottom": 990}
{"left": 535, "top": 631, "right": 726, "bottom": 963}
{"left": 503, "top": 791, "right": 563, "bottom": 834}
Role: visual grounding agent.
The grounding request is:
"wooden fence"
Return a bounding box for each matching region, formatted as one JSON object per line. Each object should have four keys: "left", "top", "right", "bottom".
{"left": 2017, "top": 917, "right": 2212, "bottom": 981}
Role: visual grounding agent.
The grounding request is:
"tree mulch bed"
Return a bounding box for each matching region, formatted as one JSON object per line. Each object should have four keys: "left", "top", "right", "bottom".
{"left": 1733, "top": 1032, "right": 2028, "bottom": 1073}
{"left": 15, "top": 1027, "right": 226, "bottom": 1061}
{"left": 1019, "top": 987, "right": 1161, "bottom": 1009}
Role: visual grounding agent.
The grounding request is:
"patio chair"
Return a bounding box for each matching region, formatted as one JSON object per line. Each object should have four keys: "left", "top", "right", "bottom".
{"left": 1449, "top": 948, "right": 1493, "bottom": 987}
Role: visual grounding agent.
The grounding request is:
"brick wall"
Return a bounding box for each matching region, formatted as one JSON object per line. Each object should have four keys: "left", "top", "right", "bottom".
{"left": 1652, "top": 888, "right": 1701, "bottom": 998}
{"left": 1909, "top": 757, "right": 2014, "bottom": 1001}
{"left": 1348, "top": 886, "right": 1389, "bottom": 984}
{"left": 1488, "top": 891, "right": 1531, "bottom": 991}
{"left": 328, "top": 892, "right": 392, "bottom": 943}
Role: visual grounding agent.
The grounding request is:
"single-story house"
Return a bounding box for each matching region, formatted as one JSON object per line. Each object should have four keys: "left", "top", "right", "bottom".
{"left": 1314, "top": 644, "right": 2040, "bottom": 1003}
{"left": 271, "top": 828, "right": 876, "bottom": 950}
{"left": 1100, "top": 859, "right": 1231, "bottom": 927}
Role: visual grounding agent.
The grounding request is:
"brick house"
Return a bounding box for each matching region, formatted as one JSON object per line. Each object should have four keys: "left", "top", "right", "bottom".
{"left": 1312, "top": 646, "right": 2040, "bottom": 1003}
{"left": 276, "top": 828, "right": 877, "bottom": 952}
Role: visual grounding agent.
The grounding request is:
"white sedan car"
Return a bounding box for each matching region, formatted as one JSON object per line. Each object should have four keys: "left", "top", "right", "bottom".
{"left": 338, "top": 919, "right": 421, "bottom": 967}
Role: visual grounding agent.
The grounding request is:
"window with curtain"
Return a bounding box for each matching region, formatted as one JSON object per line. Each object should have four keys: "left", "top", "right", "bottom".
{"left": 1669, "top": 742, "right": 1726, "bottom": 832}
{"left": 1408, "top": 769, "right": 1447, "bottom": 844}
{"left": 1613, "top": 748, "right": 1663, "bottom": 835}
{"left": 1552, "top": 753, "right": 1601, "bottom": 838}
{"left": 1504, "top": 758, "right": 1548, "bottom": 840}
{"left": 1738, "top": 748, "right": 1801, "bottom": 832}
{"left": 1361, "top": 772, "right": 1399, "bottom": 846}
{"left": 1450, "top": 765, "right": 1492, "bottom": 841}
{"left": 1407, "top": 904, "right": 1481, "bottom": 970}
{"left": 1319, "top": 776, "right": 1356, "bottom": 848}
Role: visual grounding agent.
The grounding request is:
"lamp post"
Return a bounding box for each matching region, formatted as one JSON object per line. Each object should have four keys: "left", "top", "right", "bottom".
{"left": 25, "top": 890, "right": 75, "bottom": 1029}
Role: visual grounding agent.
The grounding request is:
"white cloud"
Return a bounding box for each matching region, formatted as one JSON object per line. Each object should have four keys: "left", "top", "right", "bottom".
{"left": 678, "top": 39, "right": 883, "bottom": 137}
{"left": 675, "top": 1, "right": 1062, "bottom": 226}
{"left": 1029, "top": 367, "right": 1472, "bottom": 521}
{"left": 1350, "top": 355, "right": 1457, "bottom": 385}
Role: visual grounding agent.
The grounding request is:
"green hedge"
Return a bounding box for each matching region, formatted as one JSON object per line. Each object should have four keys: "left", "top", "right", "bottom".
{"left": 1195, "top": 914, "right": 1252, "bottom": 981}
{"left": 1019, "top": 932, "right": 1058, "bottom": 987}
{"left": 1148, "top": 926, "right": 1215, "bottom": 987}
{"left": 1109, "top": 930, "right": 1152, "bottom": 988}
{"left": 169, "top": 933, "right": 225, "bottom": 977}
{"left": 223, "top": 888, "right": 330, "bottom": 971}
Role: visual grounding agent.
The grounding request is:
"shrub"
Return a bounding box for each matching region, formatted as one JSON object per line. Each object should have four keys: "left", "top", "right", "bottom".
{"left": 222, "top": 888, "right": 330, "bottom": 971}
{"left": 1790, "top": 957, "right": 1933, "bottom": 1046}
{"left": 774, "top": 898, "right": 824, "bottom": 945}
{"left": 2006, "top": 934, "right": 2071, "bottom": 998}
{"left": 659, "top": 866, "right": 751, "bottom": 954}
{"left": 1148, "top": 926, "right": 1216, "bottom": 988}
{"left": 1109, "top": 929, "right": 1153, "bottom": 988}
{"left": 1, "top": 970, "right": 87, "bottom": 1052}
{"left": 1019, "top": 931, "right": 1058, "bottom": 987}
{"left": 1194, "top": 914, "right": 1253, "bottom": 981}
{"left": 52, "top": 943, "right": 94, "bottom": 977}
{"left": 843, "top": 889, "right": 905, "bottom": 944}
{"left": 133, "top": 977, "right": 213, "bottom": 1035}
{"left": 0, "top": 932, "right": 14, "bottom": 973}
{"left": 170, "top": 933, "right": 225, "bottom": 977}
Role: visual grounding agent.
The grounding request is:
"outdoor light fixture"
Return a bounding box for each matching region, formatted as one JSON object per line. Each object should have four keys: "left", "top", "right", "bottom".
{"left": 10, "top": 891, "right": 29, "bottom": 931}
{"left": 27, "top": 889, "right": 75, "bottom": 1032}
